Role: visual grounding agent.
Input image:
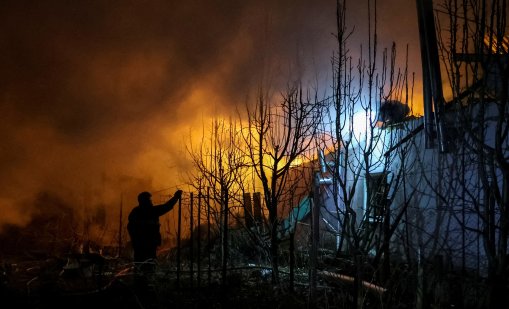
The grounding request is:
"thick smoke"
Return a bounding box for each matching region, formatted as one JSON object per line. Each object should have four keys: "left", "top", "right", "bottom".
{"left": 0, "top": 0, "right": 421, "bottom": 240}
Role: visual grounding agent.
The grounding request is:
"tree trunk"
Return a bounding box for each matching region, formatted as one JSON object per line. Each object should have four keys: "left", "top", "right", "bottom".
{"left": 270, "top": 204, "right": 280, "bottom": 284}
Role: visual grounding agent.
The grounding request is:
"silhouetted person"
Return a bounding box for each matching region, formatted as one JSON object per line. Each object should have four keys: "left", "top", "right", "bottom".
{"left": 127, "top": 190, "right": 182, "bottom": 271}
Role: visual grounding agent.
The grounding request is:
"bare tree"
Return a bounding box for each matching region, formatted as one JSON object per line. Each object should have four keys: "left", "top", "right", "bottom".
{"left": 433, "top": 0, "right": 509, "bottom": 307}
{"left": 314, "top": 1, "right": 419, "bottom": 307}
{"left": 382, "top": 1, "right": 509, "bottom": 307}
{"left": 187, "top": 118, "right": 249, "bottom": 284}
{"left": 241, "top": 85, "right": 324, "bottom": 284}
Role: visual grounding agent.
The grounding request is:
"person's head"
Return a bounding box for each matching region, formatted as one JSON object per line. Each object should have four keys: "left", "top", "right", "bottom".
{"left": 137, "top": 191, "right": 153, "bottom": 207}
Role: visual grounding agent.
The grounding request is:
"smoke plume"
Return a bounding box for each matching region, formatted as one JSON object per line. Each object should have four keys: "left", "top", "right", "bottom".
{"left": 0, "top": 0, "right": 421, "bottom": 242}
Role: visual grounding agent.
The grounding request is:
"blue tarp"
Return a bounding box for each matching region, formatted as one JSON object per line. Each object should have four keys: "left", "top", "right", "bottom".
{"left": 279, "top": 196, "right": 311, "bottom": 238}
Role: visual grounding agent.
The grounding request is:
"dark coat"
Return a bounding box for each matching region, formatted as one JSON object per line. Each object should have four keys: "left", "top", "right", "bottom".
{"left": 127, "top": 196, "right": 179, "bottom": 250}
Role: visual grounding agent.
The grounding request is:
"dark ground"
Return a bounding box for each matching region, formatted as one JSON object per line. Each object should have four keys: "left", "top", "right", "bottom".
{"left": 0, "top": 255, "right": 320, "bottom": 309}
{"left": 3, "top": 251, "right": 476, "bottom": 308}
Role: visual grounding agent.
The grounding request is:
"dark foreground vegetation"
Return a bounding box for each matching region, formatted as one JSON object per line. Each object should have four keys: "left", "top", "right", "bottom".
{"left": 0, "top": 245, "right": 493, "bottom": 309}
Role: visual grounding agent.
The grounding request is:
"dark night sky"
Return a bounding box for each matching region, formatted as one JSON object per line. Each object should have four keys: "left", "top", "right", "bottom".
{"left": 0, "top": 0, "right": 421, "bottom": 230}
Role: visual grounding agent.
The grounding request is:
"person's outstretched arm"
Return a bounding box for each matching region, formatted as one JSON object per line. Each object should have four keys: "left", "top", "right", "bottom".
{"left": 153, "top": 190, "right": 183, "bottom": 216}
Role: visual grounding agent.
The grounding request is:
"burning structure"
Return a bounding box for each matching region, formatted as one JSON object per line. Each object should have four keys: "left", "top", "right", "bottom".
{"left": 279, "top": 1, "right": 509, "bottom": 307}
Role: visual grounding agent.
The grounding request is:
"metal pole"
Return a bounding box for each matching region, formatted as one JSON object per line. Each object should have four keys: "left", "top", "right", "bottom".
{"left": 197, "top": 191, "right": 202, "bottom": 288}
{"left": 221, "top": 188, "right": 228, "bottom": 287}
{"left": 416, "top": 0, "right": 447, "bottom": 152}
{"left": 207, "top": 187, "right": 211, "bottom": 286}
{"left": 118, "top": 192, "right": 123, "bottom": 257}
{"left": 177, "top": 193, "right": 182, "bottom": 289}
{"left": 309, "top": 172, "right": 320, "bottom": 303}
{"left": 190, "top": 192, "right": 194, "bottom": 288}
{"left": 416, "top": 0, "right": 435, "bottom": 149}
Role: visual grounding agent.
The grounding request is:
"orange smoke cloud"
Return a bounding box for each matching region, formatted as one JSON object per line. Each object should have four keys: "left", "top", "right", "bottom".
{"left": 0, "top": 0, "right": 424, "bottom": 248}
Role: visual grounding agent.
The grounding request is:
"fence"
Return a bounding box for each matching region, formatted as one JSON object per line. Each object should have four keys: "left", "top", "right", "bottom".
{"left": 149, "top": 188, "right": 322, "bottom": 291}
